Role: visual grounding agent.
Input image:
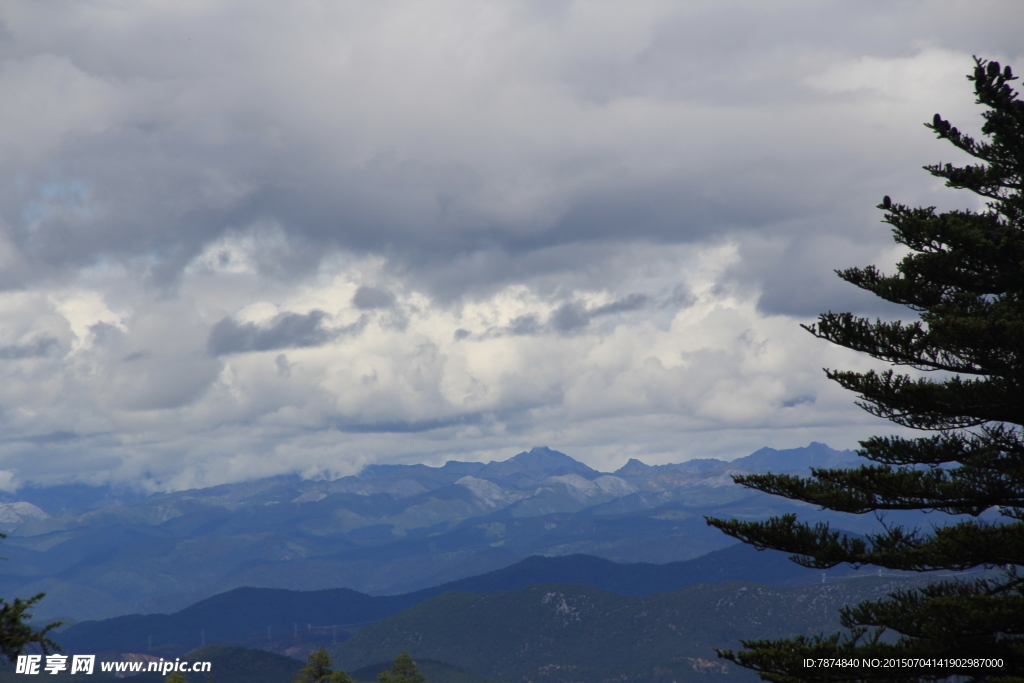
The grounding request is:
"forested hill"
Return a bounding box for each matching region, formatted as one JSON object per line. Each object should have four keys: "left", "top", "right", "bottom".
{"left": 330, "top": 577, "right": 936, "bottom": 683}
{"left": 56, "top": 540, "right": 881, "bottom": 655}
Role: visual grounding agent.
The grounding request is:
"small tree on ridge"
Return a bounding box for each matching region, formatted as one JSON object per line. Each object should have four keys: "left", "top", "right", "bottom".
{"left": 378, "top": 650, "right": 426, "bottom": 683}
{"left": 294, "top": 647, "right": 353, "bottom": 683}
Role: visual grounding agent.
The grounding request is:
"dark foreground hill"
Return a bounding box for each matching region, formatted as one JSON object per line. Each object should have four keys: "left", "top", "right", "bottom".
{"left": 57, "top": 541, "right": 876, "bottom": 654}
{"left": 330, "top": 578, "right": 929, "bottom": 683}
{"left": 427, "top": 540, "right": 876, "bottom": 597}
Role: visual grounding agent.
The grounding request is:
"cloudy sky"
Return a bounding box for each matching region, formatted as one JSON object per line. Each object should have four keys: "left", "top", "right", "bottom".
{"left": 0, "top": 1, "right": 1020, "bottom": 491}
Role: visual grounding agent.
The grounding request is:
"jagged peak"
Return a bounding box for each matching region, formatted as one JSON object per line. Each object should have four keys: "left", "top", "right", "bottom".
{"left": 477, "top": 446, "right": 599, "bottom": 480}
{"left": 613, "top": 458, "right": 651, "bottom": 477}
{"left": 510, "top": 446, "right": 585, "bottom": 464}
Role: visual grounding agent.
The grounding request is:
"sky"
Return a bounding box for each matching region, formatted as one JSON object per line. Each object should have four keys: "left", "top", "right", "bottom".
{"left": 0, "top": 0, "right": 1021, "bottom": 491}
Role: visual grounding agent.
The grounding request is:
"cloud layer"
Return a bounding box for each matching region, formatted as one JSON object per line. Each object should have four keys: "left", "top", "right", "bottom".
{"left": 0, "top": 1, "right": 1020, "bottom": 489}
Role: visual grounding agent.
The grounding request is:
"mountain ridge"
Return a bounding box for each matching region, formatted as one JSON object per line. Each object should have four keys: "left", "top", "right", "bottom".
{"left": 0, "top": 443, "right": 875, "bottom": 621}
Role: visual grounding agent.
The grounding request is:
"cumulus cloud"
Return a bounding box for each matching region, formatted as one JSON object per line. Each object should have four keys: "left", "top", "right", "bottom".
{"left": 0, "top": 0, "right": 1019, "bottom": 488}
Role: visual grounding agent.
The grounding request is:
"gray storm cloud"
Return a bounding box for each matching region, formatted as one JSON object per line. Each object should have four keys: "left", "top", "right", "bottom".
{"left": 590, "top": 293, "right": 649, "bottom": 317}
{"left": 0, "top": 335, "right": 61, "bottom": 360}
{"left": 482, "top": 293, "right": 652, "bottom": 337}
{"left": 0, "top": 0, "right": 1011, "bottom": 310}
{"left": 549, "top": 294, "right": 651, "bottom": 334}
{"left": 207, "top": 311, "right": 365, "bottom": 355}
{"left": 352, "top": 286, "right": 397, "bottom": 310}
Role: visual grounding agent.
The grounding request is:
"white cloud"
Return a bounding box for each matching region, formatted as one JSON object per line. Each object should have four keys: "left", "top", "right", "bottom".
{"left": 0, "top": 239, "right": 888, "bottom": 488}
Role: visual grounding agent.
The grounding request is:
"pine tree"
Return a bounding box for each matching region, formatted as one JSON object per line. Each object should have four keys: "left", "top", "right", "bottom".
{"left": 706, "top": 57, "right": 1024, "bottom": 682}
{"left": 0, "top": 533, "right": 62, "bottom": 661}
{"left": 0, "top": 594, "right": 61, "bottom": 660}
{"left": 377, "top": 651, "right": 426, "bottom": 683}
{"left": 294, "top": 647, "right": 353, "bottom": 683}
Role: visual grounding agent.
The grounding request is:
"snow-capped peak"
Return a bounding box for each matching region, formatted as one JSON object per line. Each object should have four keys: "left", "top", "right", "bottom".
{"left": 0, "top": 502, "right": 49, "bottom": 524}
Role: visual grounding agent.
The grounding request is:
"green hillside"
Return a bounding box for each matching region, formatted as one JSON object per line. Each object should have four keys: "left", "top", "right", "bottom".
{"left": 330, "top": 577, "right": 932, "bottom": 683}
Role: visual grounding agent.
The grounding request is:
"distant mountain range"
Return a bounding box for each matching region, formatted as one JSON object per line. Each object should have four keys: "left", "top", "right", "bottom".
{"left": 0, "top": 443, "right": 909, "bottom": 622}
